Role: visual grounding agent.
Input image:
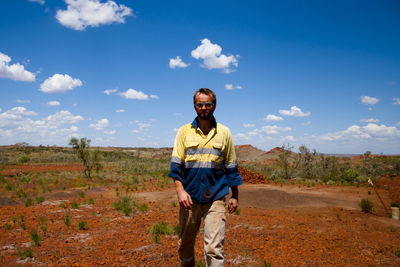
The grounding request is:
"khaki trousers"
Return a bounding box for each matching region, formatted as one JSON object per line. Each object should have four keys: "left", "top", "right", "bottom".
{"left": 178, "top": 199, "right": 226, "bottom": 267}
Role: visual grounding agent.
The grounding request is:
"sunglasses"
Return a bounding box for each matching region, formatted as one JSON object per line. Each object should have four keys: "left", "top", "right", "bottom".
{"left": 194, "top": 102, "right": 214, "bottom": 108}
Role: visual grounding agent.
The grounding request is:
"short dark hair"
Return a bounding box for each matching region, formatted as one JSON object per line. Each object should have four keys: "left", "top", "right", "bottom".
{"left": 193, "top": 88, "right": 217, "bottom": 105}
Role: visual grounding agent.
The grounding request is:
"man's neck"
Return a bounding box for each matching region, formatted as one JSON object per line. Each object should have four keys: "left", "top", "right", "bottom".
{"left": 197, "top": 117, "right": 213, "bottom": 136}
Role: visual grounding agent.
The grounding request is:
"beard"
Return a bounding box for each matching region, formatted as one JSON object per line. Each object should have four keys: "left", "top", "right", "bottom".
{"left": 197, "top": 109, "right": 214, "bottom": 120}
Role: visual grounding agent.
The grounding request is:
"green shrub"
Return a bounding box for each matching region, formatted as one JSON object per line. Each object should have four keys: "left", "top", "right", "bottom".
{"left": 150, "top": 221, "right": 172, "bottom": 235}
{"left": 88, "top": 198, "right": 94, "bottom": 205}
{"left": 113, "top": 196, "right": 136, "bottom": 216}
{"left": 64, "top": 213, "right": 71, "bottom": 226}
{"left": 78, "top": 220, "right": 87, "bottom": 230}
{"left": 173, "top": 224, "right": 180, "bottom": 235}
{"left": 16, "top": 189, "right": 27, "bottom": 199}
{"left": 341, "top": 169, "right": 359, "bottom": 182}
{"left": 17, "top": 248, "right": 33, "bottom": 259}
{"left": 137, "top": 203, "right": 148, "bottom": 212}
{"left": 36, "top": 196, "right": 45, "bottom": 204}
{"left": 391, "top": 202, "right": 400, "bottom": 208}
{"left": 77, "top": 191, "right": 85, "bottom": 198}
{"left": 18, "top": 155, "right": 30, "bottom": 164}
{"left": 19, "top": 221, "right": 26, "bottom": 230}
{"left": 395, "top": 250, "right": 400, "bottom": 257}
{"left": 4, "top": 222, "right": 12, "bottom": 230}
{"left": 30, "top": 230, "right": 41, "bottom": 246}
{"left": 70, "top": 201, "right": 79, "bottom": 209}
{"left": 25, "top": 199, "right": 32, "bottom": 207}
{"left": 359, "top": 199, "right": 374, "bottom": 213}
{"left": 153, "top": 234, "right": 160, "bottom": 244}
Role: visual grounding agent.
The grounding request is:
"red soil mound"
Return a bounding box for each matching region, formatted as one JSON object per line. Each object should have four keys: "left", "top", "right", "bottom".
{"left": 239, "top": 166, "right": 268, "bottom": 184}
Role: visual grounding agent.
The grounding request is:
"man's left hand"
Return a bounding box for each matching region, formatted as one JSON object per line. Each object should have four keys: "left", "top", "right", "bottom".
{"left": 228, "top": 197, "right": 239, "bottom": 214}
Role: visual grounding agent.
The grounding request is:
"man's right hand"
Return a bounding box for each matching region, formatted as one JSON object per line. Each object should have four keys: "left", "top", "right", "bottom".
{"left": 174, "top": 180, "right": 193, "bottom": 209}
{"left": 177, "top": 188, "right": 193, "bottom": 209}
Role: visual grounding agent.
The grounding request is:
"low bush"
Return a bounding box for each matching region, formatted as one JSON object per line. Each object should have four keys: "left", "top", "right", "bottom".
{"left": 36, "top": 196, "right": 45, "bottom": 204}
{"left": 359, "top": 199, "right": 374, "bottom": 213}
{"left": 150, "top": 221, "right": 173, "bottom": 235}
{"left": 64, "top": 213, "right": 71, "bottom": 226}
{"left": 30, "top": 230, "right": 41, "bottom": 246}
{"left": 78, "top": 220, "right": 87, "bottom": 230}
{"left": 113, "top": 195, "right": 136, "bottom": 216}
{"left": 17, "top": 248, "right": 33, "bottom": 259}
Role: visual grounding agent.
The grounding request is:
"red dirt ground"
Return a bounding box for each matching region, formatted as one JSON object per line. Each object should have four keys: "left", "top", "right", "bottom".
{"left": 1, "top": 165, "right": 400, "bottom": 266}
{"left": 0, "top": 164, "right": 83, "bottom": 176}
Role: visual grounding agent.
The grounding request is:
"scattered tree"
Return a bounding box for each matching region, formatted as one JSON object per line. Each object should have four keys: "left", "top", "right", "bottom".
{"left": 68, "top": 137, "right": 102, "bottom": 178}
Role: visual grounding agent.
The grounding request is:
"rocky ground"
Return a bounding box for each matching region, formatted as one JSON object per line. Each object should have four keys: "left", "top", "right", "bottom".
{"left": 0, "top": 165, "right": 400, "bottom": 266}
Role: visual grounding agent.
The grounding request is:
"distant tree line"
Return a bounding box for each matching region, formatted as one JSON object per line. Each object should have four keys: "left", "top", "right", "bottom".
{"left": 259, "top": 144, "right": 400, "bottom": 183}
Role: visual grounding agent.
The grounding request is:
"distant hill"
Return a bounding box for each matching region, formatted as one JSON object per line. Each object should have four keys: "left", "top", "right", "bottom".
{"left": 236, "top": 144, "right": 296, "bottom": 163}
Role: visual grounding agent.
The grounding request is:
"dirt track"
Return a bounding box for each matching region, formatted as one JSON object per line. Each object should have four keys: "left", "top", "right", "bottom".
{"left": 136, "top": 183, "right": 374, "bottom": 211}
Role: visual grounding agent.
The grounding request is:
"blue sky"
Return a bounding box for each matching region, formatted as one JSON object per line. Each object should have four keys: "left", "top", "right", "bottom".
{"left": 0, "top": 0, "right": 399, "bottom": 154}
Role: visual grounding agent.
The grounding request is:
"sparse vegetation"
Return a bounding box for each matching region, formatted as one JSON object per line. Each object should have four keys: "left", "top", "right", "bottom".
{"left": 150, "top": 221, "right": 173, "bottom": 235}
{"left": 151, "top": 221, "right": 173, "bottom": 244}
{"left": 64, "top": 213, "right": 71, "bottom": 226}
{"left": 36, "top": 196, "right": 45, "bottom": 204}
{"left": 30, "top": 230, "right": 41, "bottom": 246}
{"left": 69, "top": 137, "right": 102, "bottom": 178}
{"left": 113, "top": 195, "right": 136, "bottom": 216}
{"left": 78, "top": 220, "right": 88, "bottom": 230}
{"left": 71, "top": 201, "right": 79, "bottom": 209}
{"left": 17, "top": 247, "right": 33, "bottom": 259}
{"left": 359, "top": 199, "right": 374, "bottom": 213}
{"left": 25, "top": 198, "right": 32, "bottom": 207}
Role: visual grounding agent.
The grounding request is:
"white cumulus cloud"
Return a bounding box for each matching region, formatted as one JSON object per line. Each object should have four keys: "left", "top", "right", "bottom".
{"left": 27, "top": 0, "right": 45, "bottom": 4}
{"left": 0, "top": 52, "right": 36, "bottom": 82}
{"left": 0, "top": 108, "right": 83, "bottom": 145}
{"left": 169, "top": 56, "right": 189, "bottom": 69}
{"left": 104, "top": 88, "right": 117, "bottom": 95}
{"left": 150, "top": 95, "right": 159, "bottom": 100}
{"left": 16, "top": 99, "right": 31, "bottom": 104}
{"left": 282, "top": 136, "right": 294, "bottom": 142}
{"left": 319, "top": 123, "right": 400, "bottom": 141}
{"left": 118, "top": 88, "right": 148, "bottom": 100}
{"left": 264, "top": 114, "right": 283, "bottom": 121}
{"left": 392, "top": 98, "right": 400, "bottom": 105}
{"left": 47, "top": 101, "right": 60, "bottom": 106}
{"left": 116, "top": 109, "right": 125, "bottom": 113}
{"left": 224, "top": 84, "right": 242, "bottom": 90}
{"left": 191, "top": 38, "right": 239, "bottom": 74}
{"left": 104, "top": 130, "right": 116, "bottom": 135}
{"left": 89, "top": 118, "right": 109, "bottom": 130}
{"left": 40, "top": 74, "right": 82, "bottom": 93}
{"left": 279, "top": 106, "right": 310, "bottom": 117}
{"left": 360, "top": 118, "right": 379, "bottom": 123}
{"left": 361, "top": 96, "right": 379, "bottom": 105}
{"left": 243, "top": 123, "right": 255, "bottom": 128}
{"left": 56, "top": 0, "right": 133, "bottom": 31}
{"left": 132, "top": 120, "right": 151, "bottom": 133}
{"left": 261, "top": 125, "right": 291, "bottom": 134}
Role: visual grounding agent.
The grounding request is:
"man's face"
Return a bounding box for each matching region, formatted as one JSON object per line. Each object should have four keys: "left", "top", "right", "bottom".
{"left": 194, "top": 93, "right": 216, "bottom": 120}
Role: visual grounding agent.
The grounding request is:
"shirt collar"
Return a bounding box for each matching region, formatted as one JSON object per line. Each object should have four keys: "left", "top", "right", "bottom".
{"left": 191, "top": 116, "right": 217, "bottom": 130}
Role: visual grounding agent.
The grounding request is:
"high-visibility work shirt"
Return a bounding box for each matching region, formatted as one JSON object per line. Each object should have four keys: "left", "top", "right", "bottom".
{"left": 169, "top": 117, "right": 243, "bottom": 203}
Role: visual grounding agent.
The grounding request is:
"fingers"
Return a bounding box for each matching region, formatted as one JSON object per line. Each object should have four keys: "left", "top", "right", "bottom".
{"left": 178, "top": 191, "right": 192, "bottom": 210}
{"left": 228, "top": 198, "right": 238, "bottom": 214}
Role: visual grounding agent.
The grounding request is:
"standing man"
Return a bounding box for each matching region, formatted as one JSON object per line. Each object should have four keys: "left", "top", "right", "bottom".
{"left": 169, "top": 88, "right": 243, "bottom": 267}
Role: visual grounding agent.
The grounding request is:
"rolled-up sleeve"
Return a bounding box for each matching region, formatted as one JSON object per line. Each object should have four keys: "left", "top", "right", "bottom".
{"left": 224, "top": 130, "right": 243, "bottom": 187}
{"left": 169, "top": 127, "right": 185, "bottom": 183}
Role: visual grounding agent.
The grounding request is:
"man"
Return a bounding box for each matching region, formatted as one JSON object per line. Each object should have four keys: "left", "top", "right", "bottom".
{"left": 169, "top": 88, "right": 243, "bottom": 267}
